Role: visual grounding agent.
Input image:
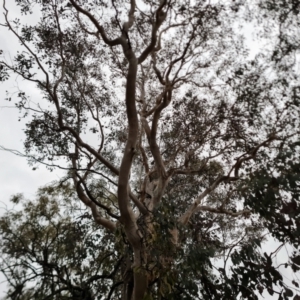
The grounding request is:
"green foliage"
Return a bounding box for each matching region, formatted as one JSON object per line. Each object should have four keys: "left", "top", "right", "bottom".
{"left": 0, "top": 184, "right": 122, "bottom": 300}
{"left": 1, "top": 0, "right": 300, "bottom": 299}
{"left": 243, "top": 143, "right": 300, "bottom": 247}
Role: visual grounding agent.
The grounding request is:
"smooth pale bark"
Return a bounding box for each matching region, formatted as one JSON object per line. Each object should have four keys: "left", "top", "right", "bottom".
{"left": 118, "top": 54, "right": 148, "bottom": 300}
{"left": 68, "top": 0, "right": 149, "bottom": 297}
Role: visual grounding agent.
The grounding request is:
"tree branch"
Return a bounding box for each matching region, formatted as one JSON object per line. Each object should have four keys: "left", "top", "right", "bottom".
{"left": 195, "top": 205, "right": 251, "bottom": 217}
{"left": 71, "top": 158, "right": 116, "bottom": 231}
{"left": 76, "top": 172, "right": 120, "bottom": 220}
{"left": 179, "top": 176, "right": 238, "bottom": 225}
{"left": 138, "top": 0, "right": 168, "bottom": 64}
{"left": 69, "top": 0, "right": 123, "bottom": 46}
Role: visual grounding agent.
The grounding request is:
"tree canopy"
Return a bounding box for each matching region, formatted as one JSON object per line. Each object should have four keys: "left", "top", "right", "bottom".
{"left": 0, "top": 186, "right": 119, "bottom": 300}
{"left": 0, "top": 0, "right": 300, "bottom": 299}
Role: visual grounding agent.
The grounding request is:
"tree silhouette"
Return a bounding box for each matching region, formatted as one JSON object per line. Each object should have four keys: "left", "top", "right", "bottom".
{"left": 0, "top": 0, "right": 300, "bottom": 299}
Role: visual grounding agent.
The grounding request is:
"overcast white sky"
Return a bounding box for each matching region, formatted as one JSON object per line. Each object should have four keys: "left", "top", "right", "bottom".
{"left": 0, "top": 3, "right": 65, "bottom": 296}
{"left": 0, "top": 2, "right": 64, "bottom": 202}
{"left": 0, "top": 1, "right": 298, "bottom": 299}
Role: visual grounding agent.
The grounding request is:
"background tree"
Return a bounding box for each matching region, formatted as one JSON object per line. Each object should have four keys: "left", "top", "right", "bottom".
{"left": 0, "top": 0, "right": 300, "bottom": 299}
{"left": 0, "top": 185, "right": 123, "bottom": 300}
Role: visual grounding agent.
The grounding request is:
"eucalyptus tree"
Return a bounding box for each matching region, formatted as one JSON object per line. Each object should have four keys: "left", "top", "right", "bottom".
{"left": 1, "top": 0, "right": 300, "bottom": 299}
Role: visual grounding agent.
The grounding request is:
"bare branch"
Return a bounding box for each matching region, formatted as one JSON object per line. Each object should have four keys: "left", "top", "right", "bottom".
{"left": 138, "top": 0, "right": 168, "bottom": 64}
{"left": 229, "top": 134, "right": 278, "bottom": 178}
{"left": 70, "top": 158, "right": 117, "bottom": 231}
{"left": 76, "top": 172, "right": 120, "bottom": 220}
{"left": 69, "top": 0, "right": 123, "bottom": 46}
{"left": 195, "top": 205, "right": 251, "bottom": 217}
{"left": 179, "top": 175, "right": 238, "bottom": 225}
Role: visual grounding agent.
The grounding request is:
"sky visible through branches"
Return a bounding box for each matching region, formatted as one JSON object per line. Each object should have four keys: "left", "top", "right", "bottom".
{"left": 0, "top": 0, "right": 300, "bottom": 299}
